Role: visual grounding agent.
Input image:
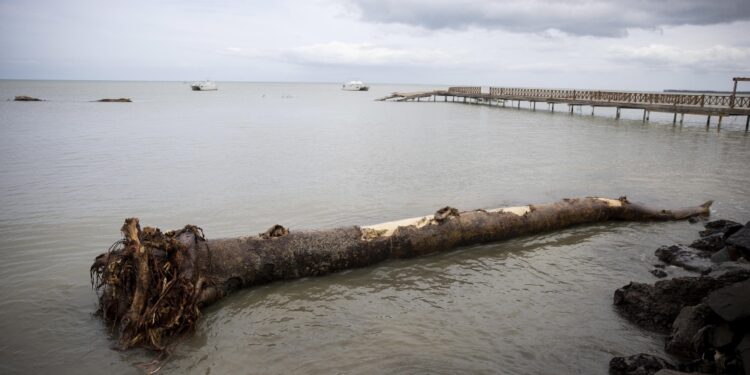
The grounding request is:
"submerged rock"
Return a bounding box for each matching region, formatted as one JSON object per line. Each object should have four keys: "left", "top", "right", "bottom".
{"left": 613, "top": 270, "right": 750, "bottom": 332}
{"left": 655, "top": 245, "right": 713, "bottom": 273}
{"left": 95, "top": 98, "right": 132, "bottom": 102}
{"left": 651, "top": 269, "right": 668, "bottom": 278}
{"left": 14, "top": 95, "right": 42, "bottom": 101}
{"left": 609, "top": 353, "right": 675, "bottom": 375}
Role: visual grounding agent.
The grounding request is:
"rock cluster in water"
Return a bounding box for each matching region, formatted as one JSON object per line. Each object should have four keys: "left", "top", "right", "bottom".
{"left": 610, "top": 219, "right": 750, "bottom": 375}
{"left": 95, "top": 98, "right": 132, "bottom": 102}
{"left": 14, "top": 95, "right": 43, "bottom": 101}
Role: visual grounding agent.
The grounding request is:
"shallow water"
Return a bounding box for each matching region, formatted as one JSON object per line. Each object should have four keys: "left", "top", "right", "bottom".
{"left": 0, "top": 80, "right": 748, "bottom": 374}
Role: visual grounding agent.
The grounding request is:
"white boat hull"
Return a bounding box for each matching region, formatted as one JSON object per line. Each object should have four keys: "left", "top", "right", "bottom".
{"left": 191, "top": 81, "right": 218, "bottom": 91}
{"left": 342, "top": 81, "right": 369, "bottom": 91}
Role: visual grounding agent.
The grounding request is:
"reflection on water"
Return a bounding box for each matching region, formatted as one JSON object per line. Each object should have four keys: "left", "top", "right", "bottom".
{"left": 0, "top": 81, "right": 748, "bottom": 374}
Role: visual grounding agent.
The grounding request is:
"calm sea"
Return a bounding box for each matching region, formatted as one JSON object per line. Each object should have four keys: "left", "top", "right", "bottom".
{"left": 0, "top": 80, "right": 748, "bottom": 374}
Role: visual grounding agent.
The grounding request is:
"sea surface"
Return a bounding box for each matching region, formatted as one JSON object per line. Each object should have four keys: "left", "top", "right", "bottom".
{"left": 0, "top": 80, "right": 748, "bottom": 374}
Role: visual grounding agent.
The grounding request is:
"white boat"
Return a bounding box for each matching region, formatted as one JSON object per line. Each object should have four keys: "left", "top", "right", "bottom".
{"left": 342, "top": 80, "right": 369, "bottom": 91}
{"left": 191, "top": 80, "right": 218, "bottom": 91}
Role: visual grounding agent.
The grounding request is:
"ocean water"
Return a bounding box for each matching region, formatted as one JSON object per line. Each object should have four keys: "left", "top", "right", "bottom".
{"left": 0, "top": 80, "right": 748, "bottom": 374}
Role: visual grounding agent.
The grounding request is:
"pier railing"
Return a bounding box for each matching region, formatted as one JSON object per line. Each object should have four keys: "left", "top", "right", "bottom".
{"left": 487, "top": 87, "right": 750, "bottom": 109}
{"left": 448, "top": 86, "right": 482, "bottom": 95}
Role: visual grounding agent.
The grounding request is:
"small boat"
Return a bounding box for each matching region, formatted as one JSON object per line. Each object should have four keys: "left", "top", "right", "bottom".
{"left": 342, "top": 80, "right": 369, "bottom": 91}
{"left": 191, "top": 80, "right": 218, "bottom": 91}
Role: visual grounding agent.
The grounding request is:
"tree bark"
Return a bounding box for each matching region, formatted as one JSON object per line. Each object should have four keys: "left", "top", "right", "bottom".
{"left": 90, "top": 196, "right": 712, "bottom": 350}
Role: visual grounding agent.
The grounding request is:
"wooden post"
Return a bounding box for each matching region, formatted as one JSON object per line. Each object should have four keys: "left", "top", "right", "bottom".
{"left": 532, "top": 101, "right": 536, "bottom": 111}
{"left": 680, "top": 113, "right": 684, "bottom": 125}
{"left": 551, "top": 103, "right": 555, "bottom": 113}
{"left": 731, "top": 80, "right": 738, "bottom": 108}
{"left": 646, "top": 111, "right": 650, "bottom": 121}
{"left": 706, "top": 115, "right": 711, "bottom": 129}
{"left": 642, "top": 110, "right": 647, "bottom": 122}
{"left": 746, "top": 116, "right": 749, "bottom": 131}
{"left": 717, "top": 115, "right": 723, "bottom": 130}
{"left": 672, "top": 113, "right": 677, "bottom": 125}
{"left": 616, "top": 107, "right": 620, "bottom": 119}
{"left": 592, "top": 106, "right": 595, "bottom": 116}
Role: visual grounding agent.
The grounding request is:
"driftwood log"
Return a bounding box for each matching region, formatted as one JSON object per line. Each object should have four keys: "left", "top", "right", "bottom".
{"left": 90, "top": 197, "right": 712, "bottom": 350}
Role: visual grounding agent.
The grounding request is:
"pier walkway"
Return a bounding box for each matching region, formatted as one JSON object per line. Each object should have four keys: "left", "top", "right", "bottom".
{"left": 377, "top": 78, "right": 750, "bottom": 131}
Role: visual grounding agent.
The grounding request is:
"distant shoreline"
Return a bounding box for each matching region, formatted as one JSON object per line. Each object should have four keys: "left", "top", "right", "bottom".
{"left": 664, "top": 89, "right": 750, "bottom": 94}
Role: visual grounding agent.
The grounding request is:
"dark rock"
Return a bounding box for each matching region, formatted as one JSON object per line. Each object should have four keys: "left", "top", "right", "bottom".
{"left": 609, "top": 353, "right": 674, "bottom": 375}
{"left": 689, "top": 233, "right": 725, "bottom": 253}
{"left": 737, "top": 334, "right": 750, "bottom": 375}
{"left": 665, "top": 304, "right": 716, "bottom": 359}
{"left": 700, "top": 220, "right": 743, "bottom": 238}
{"left": 655, "top": 245, "right": 713, "bottom": 273}
{"left": 96, "top": 98, "right": 132, "bottom": 102}
{"left": 654, "top": 264, "right": 666, "bottom": 269}
{"left": 14, "top": 95, "right": 42, "bottom": 101}
{"left": 706, "top": 279, "right": 750, "bottom": 322}
{"left": 710, "top": 323, "right": 735, "bottom": 349}
{"left": 710, "top": 247, "right": 741, "bottom": 264}
{"left": 687, "top": 322, "right": 735, "bottom": 359}
{"left": 651, "top": 269, "right": 668, "bottom": 278}
{"left": 613, "top": 270, "right": 750, "bottom": 332}
{"left": 708, "top": 260, "right": 750, "bottom": 277}
{"left": 727, "top": 222, "right": 750, "bottom": 259}
{"left": 653, "top": 370, "right": 707, "bottom": 375}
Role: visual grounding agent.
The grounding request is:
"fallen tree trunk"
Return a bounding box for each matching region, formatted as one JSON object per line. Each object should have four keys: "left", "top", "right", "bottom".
{"left": 90, "top": 196, "right": 712, "bottom": 350}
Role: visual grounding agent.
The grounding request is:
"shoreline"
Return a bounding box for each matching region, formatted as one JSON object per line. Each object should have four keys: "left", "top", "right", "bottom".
{"left": 610, "top": 218, "right": 750, "bottom": 375}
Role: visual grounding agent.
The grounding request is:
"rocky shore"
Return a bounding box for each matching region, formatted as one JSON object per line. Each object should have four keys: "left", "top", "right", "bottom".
{"left": 610, "top": 219, "right": 750, "bottom": 375}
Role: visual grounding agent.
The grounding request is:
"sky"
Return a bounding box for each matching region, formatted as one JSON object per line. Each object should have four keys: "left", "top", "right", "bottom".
{"left": 1, "top": 0, "right": 749, "bottom": 90}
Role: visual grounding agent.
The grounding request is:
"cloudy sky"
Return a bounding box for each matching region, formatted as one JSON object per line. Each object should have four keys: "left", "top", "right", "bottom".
{"left": 1, "top": 0, "right": 749, "bottom": 90}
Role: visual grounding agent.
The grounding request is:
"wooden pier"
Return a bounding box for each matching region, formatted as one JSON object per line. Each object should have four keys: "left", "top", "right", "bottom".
{"left": 377, "top": 78, "right": 750, "bottom": 131}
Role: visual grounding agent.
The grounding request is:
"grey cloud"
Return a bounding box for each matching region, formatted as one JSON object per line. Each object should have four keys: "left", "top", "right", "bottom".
{"left": 609, "top": 44, "right": 750, "bottom": 72}
{"left": 346, "top": 0, "right": 750, "bottom": 37}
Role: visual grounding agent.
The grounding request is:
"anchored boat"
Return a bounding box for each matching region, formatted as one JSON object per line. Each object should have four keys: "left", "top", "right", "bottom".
{"left": 342, "top": 80, "right": 369, "bottom": 91}
{"left": 191, "top": 80, "right": 218, "bottom": 91}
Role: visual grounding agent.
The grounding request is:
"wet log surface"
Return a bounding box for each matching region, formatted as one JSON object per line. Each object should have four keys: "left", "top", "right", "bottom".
{"left": 90, "top": 196, "right": 712, "bottom": 350}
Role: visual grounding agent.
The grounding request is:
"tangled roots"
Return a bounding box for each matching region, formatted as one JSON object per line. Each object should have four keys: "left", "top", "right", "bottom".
{"left": 90, "top": 218, "right": 211, "bottom": 350}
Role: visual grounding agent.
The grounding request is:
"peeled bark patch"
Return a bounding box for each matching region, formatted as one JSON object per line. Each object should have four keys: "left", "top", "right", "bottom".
{"left": 91, "top": 197, "right": 712, "bottom": 350}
